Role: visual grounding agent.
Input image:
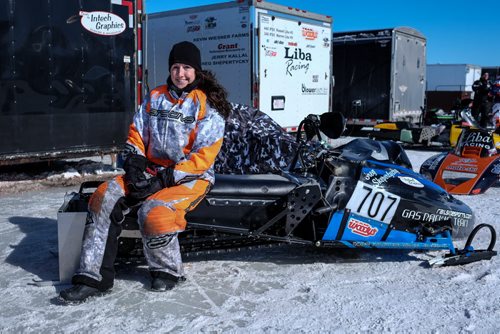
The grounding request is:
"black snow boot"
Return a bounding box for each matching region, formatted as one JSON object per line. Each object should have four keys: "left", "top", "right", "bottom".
{"left": 150, "top": 272, "right": 186, "bottom": 292}
{"left": 59, "top": 284, "right": 111, "bottom": 304}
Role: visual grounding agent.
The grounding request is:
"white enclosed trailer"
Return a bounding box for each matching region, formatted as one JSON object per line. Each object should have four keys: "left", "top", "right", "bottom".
{"left": 144, "top": 0, "right": 333, "bottom": 131}
{"left": 426, "top": 64, "right": 482, "bottom": 92}
{"left": 426, "top": 64, "right": 482, "bottom": 111}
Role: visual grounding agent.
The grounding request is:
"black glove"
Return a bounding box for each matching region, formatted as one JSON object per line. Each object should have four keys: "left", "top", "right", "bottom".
{"left": 123, "top": 154, "right": 147, "bottom": 187}
{"left": 127, "top": 176, "right": 163, "bottom": 200}
{"left": 128, "top": 167, "right": 176, "bottom": 200}
{"left": 157, "top": 167, "right": 176, "bottom": 188}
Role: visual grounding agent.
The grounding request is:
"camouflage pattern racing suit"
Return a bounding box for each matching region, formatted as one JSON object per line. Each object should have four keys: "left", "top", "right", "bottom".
{"left": 72, "top": 84, "right": 225, "bottom": 290}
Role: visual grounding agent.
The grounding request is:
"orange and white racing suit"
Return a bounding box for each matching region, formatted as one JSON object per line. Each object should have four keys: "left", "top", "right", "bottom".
{"left": 73, "top": 85, "right": 225, "bottom": 290}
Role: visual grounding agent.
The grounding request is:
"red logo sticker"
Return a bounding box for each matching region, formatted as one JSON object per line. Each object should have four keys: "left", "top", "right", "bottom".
{"left": 348, "top": 219, "right": 378, "bottom": 237}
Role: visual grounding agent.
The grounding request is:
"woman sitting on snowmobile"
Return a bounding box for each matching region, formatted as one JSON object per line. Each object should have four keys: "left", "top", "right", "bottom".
{"left": 59, "top": 41, "right": 231, "bottom": 303}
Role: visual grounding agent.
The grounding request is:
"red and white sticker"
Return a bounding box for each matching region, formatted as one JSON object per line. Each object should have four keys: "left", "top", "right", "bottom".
{"left": 348, "top": 218, "right": 378, "bottom": 237}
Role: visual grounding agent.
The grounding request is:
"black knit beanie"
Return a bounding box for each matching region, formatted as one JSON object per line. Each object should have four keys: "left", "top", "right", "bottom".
{"left": 168, "top": 41, "right": 202, "bottom": 72}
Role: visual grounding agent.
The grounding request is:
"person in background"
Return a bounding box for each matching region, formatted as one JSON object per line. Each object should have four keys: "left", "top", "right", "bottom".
{"left": 471, "top": 72, "right": 491, "bottom": 127}
{"left": 490, "top": 75, "right": 500, "bottom": 129}
{"left": 59, "top": 41, "right": 231, "bottom": 303}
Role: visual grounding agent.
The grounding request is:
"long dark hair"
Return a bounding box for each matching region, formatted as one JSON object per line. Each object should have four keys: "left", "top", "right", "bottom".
{"left": 196, "top": 70, "right": 231, "bottom": 119}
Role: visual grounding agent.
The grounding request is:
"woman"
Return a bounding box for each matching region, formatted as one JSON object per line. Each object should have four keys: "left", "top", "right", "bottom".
{"left": 59, "top": 41, "right": 231, "bottom": 303}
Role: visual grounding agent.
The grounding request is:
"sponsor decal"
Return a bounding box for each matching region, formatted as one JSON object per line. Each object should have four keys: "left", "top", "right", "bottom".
{"left": 194, "top": 33, "right": 248, "bottom": 42}
{"left": 301, "top": 84, "right": 328, "bottom": 95}
{"left": 302, "top": 27, "right": 318, "bottom": 40}
{"left": 218, "top": 43, "right": 239, "bottom": 50}
{"left": 491, "top": 162, "right": 500, "bottom": 175}
{"left": 364, "top": 168, "right": 399, "bottom": 186}
{"left": 274, "top": 40, "right": 284, "bottom": 45}
{"left": 184, "top": 18, "right": 200, "bottom": 25}
{"left": 312, "top": 75, "right": 319, "bottom": 83}
{"left": 348, "top": 218, "right": 378, "bottom": 237}
{"left": 79, "top": 11, "right": 126, "bottom": 36}
{"left": 421, "top": 154, "right": 446, "bottom": 171}
{"left": 149, "top": 109, "right": 195, "bottom": 124}
{"left": 442, "top": 170, "right": 477, "bottom": 180}
{"left": 146, "top": 234, "right": 173, "bottom": 249}
{"left": 463, "top": 132, "right": 494, "bottom": 149}
{"left": 187, "top": 25, "right": 201, "bottom": 33}
{"left": 205, "top": 17, "right": 217, "bottom": 29}
{"left": 457, "top": 158, "right": 477, "bottom": 164}
{"left": 445, "top": 164, "right": 478, "bottom": 173}
{"left": 288, "top": 41, "right": 298, "bottom": 46}
{"left": 435, "top": 209, "right": 472, "bottom": 219}
{"left": 398, "top": 176, "right": 424, "bottom": 188}
{"left": 284, "top": 47, "right": 312, "bottom": 61}
{"left": 263, "top": 46, "right": 277, "bottom": 57}
{"left": 284, "top": 47, "right": 311, "bottom": 77}
{"left": 401, "top": 209, "right": 471, "bottom": 228}
{"left": 305, "top": 44, "right": 316, "bottom": 49}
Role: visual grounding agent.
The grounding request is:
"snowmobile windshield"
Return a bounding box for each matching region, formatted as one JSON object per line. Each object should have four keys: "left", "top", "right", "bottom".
{"left": 454, "top": 128, "right": 498, "bottom": 158}
{"left": 338, "top": 138, "right": 413, "bottom": 169}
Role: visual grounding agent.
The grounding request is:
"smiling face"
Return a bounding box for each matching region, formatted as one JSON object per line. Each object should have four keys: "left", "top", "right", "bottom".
{"left": 170, "top": 63, "right": 196, "bottom": 89}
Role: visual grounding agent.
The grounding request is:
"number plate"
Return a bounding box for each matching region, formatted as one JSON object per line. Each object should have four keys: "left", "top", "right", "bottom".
{"left": 346, "top": 182, "right": 401, "bottom": 224}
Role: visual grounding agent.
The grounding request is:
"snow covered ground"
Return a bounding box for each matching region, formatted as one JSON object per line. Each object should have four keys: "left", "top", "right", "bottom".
{"left": 0, "top": 149, "right": 499, "bottom": 333}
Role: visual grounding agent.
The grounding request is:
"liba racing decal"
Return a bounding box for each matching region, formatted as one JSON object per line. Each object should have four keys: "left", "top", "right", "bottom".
{"left": 346, "top": 182, "right": 401, "bottom": 224}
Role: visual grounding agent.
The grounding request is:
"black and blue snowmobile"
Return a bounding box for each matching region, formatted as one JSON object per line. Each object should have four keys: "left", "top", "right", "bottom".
{"left": 61, "top": 106, "right": 496, "bottom": 272}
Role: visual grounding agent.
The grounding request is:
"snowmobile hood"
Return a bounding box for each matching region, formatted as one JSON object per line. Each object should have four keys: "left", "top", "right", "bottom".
{"left": 421, "top": 127, "right": 500, "bottom": 195}
{"left": 331, "top": 160, "right": 475, "bottom": 240}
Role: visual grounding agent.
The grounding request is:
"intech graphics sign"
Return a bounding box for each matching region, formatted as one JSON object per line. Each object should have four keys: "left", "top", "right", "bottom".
{"left": 80, "top": 11, "right": 126, "bottom": 36}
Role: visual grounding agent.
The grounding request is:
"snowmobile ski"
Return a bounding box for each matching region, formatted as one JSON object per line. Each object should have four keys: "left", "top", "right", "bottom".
{"left": 429, "top": 224, "right": 497, "bottom": 267}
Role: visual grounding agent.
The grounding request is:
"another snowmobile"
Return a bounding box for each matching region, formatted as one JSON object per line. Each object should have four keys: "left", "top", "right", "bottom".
{"left": 368, "top": 101, "right": 478, "bottom": 149}
{"left": 367, "top": 107, "right": 453, "bottom": 148}
{"left": 58, "top": 111, "right": 496, "bottom": 284}
{"left": 420, "top": 110, "right": 500, "bottom": 195}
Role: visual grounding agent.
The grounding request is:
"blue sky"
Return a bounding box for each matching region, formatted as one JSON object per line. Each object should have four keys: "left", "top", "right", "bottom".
{"left": 145, "top": 0, "right": 498, "bottom": 68}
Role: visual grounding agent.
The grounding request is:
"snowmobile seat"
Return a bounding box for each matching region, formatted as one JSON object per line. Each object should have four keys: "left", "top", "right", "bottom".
{"left": 208, "top": 173, "right": 297, "bottom": 198}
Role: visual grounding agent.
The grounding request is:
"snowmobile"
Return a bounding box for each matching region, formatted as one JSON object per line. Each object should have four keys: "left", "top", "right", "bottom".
{"left": 58, "top": 110, "right": 496, "bottom": 278}
{"left": 367, "top": 107, "right": 453, "bottom": 148}
{"left": 420, "top": 110, "right": 500, "bottom": 195}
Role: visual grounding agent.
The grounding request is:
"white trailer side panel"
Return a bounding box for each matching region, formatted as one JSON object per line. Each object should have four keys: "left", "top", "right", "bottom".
{"left": 426, "top": 64, "right": 481, "bottom": 92}
{"left": 257, "top": 12, "right": 331, "bottom": 128}
{"left": 145, "top": 5, "right": 252, "bottom": 104}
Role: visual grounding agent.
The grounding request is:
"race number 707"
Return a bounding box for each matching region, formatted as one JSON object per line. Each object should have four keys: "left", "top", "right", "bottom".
{"left": 346, "top": 182, "right": 401, "bottom": 224}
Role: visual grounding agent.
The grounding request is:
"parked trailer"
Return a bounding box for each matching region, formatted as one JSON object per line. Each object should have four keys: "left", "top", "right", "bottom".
{"left": 0, "top": 0, "right": 143, "bottom": 165}
{"left": 144, "top": 0, "right": 333, "bottom": 131}
{"left": 426, "top": 64, "right": 481, "bottom": 112}
{"left": 332, "top": 27, "right": 426, "bottom": 127}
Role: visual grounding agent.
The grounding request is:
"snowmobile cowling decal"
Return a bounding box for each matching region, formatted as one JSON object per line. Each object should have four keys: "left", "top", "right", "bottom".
{"left": 346, "top": 182, "right": 401, "bottom": 224}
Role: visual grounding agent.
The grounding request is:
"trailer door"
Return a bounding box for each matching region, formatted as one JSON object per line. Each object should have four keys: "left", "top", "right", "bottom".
{"left": 392, "top": 31, "right": 426, "bottom": 122}
{"left": 257, "top": 12, "right": 331, "bottom": 130}
{"left": 0, "top": 0, "right": 136, "bottom": 162}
